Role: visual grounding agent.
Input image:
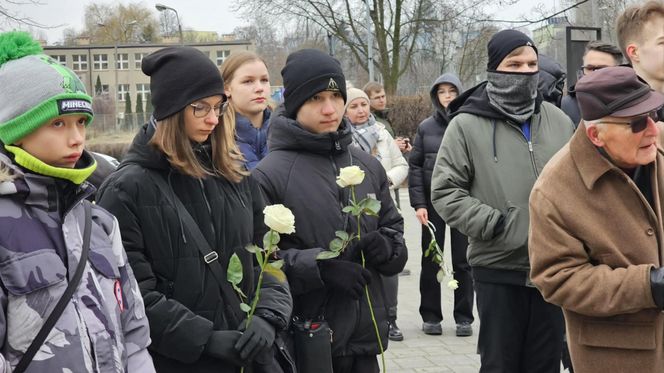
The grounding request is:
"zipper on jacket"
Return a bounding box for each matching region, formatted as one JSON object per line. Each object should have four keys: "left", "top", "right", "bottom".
{"left": 507, "top": 122, "right": 540, "bottom": 178}
{"left": 197, "top": 179, "right": 218, "bottom": 249}
{"left": 527, "top": 140, "right": 539, "bottom": 177}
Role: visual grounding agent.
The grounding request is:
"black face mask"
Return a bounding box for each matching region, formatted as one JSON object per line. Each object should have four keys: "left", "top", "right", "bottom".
{"left": 486, "top": 70, "right": 539, "bottom": 123}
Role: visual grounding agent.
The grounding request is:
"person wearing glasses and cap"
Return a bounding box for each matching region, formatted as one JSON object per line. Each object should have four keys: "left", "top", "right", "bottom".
{"left": 529, "top": 66, "right": 664, "bottom": 372}
{"left": 97, "top": 46, "right": 293, "bottom": 373}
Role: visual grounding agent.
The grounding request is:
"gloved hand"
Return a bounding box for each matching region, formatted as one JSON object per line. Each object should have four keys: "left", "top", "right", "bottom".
{"left": 355, "top": 231, "right": 393, "bottom": 267}
{"left": 650, "top": 267, "right": 664, "bottom": 308}
{"left": 204, "top": 330, "right": 244, "bottom": 366}
{"left": 318, "top": 259, "right": 372, "bottom": 299}
{"left": 235, "top": 316, "right": 275, "bottom": 362}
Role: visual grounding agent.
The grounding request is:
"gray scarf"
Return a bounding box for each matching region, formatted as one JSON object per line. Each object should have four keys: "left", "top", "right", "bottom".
{"left": 350, "top": 115, "right": 381, "bottom": 160}
{"left": 486, "top": 70, "right": 538, "bottom": 124}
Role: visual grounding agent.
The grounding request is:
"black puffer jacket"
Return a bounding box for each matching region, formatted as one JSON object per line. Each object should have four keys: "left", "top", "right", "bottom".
{"left": 408, "top": 73, "right": 463, "bottom": 209}
{"left": 97, "top": 121, "right": 293, "bottom": 373}
{"left": 253, "top": 108, "right": 407, "bottom": 357}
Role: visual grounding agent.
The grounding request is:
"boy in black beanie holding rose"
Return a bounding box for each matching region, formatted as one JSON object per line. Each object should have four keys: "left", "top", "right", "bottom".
{"left": 253, "top": 49, "right": 407, "bottom": 373}
{"left": 430, "top": 29, "right": 574, "bottom": 372}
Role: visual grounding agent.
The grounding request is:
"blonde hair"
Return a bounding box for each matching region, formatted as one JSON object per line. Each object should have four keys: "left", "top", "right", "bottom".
{"left": 219, "top": 51, "right": 271, "bottom": 135}
{"left": 362, "top": 81, "right": 384, "bottom": 97}
{"left": 617, "top": 1, "right": 664, "bottom": 59}
{"left": 149, "top": 109, "right": 247, "bottom": 181}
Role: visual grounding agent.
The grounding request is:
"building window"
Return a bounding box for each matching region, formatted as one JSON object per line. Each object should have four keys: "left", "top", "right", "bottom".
{"left": 117, "top": 84, "right": 130, "bottom": 101}
{"left": 93, "top": 54, "right": 108, "bottom": 70}
{"left": 136, "top": 83, "right": 150, "bottom": 106}
{"left": 72, "top": 54, "right": 88, "bottom": 71}
{"left": 134, "top": 53, "right": 145, "bottom": 69}
{"left": 50, "top": 55, "right": 67, "bottom": 66}
{"left": 216, "top": 50, "right": 230, "bottom": 66}
{"left": 116, "top": 53, "right": 129, "bottom": 70}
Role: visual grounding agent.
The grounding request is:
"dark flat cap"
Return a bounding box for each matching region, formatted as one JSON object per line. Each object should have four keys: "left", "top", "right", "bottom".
{"left": 576, "top": 66, "right": 664, "bottom": 121}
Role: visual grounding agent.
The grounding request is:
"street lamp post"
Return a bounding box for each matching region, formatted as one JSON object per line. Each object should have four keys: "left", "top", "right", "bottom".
{"left": 98, "top": 21, "right": 137, "bottom": 127}
{"left": 155, "top": 3, "right": 184, "bottom": 45}
{"left": 364, "top": 0, "right": 374, "bottom": 82}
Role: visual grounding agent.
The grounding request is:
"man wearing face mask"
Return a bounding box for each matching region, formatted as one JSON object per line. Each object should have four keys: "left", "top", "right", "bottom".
{"left": 430, "top": 29, "right": 574, "bottom": 372}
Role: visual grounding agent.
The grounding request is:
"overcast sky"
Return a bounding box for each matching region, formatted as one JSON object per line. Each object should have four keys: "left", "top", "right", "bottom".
{"left": 1, "top": 0, "right": 563, "bottom": 44}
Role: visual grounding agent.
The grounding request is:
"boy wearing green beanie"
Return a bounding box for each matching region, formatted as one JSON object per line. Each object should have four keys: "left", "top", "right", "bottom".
{"left": 0, "top": 31, "right": 154, "bottom": 372}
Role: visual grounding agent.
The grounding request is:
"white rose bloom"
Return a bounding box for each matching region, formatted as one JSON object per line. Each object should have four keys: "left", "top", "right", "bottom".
{"left": 263, "top": 204, "right": 296, "bottom": 234}
{"left": 336, "top": 165, "right": 365, "bottom": 188}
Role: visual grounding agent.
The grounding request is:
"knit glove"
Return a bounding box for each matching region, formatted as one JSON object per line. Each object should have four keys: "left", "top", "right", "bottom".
{"left": 318, "top": 259, "right": 372, "bottom": 299}
{"left": 235, "top": 316, "right": 275, "bottom": 361}
{"left": 204, "top": 330, "right": 245, "bottom": 366}
{"left": 356, "top": 231, "right": 393, "bottom": 267}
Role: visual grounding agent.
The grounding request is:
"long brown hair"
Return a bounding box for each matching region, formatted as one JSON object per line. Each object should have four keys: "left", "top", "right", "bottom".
{"left": 219, "top": 51, "right": 272, "bottom": 131}
{"left": 149, "top": 109, "right": 248, "bottom": 181}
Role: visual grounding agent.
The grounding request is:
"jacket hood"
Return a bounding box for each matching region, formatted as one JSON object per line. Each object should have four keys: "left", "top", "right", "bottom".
{"left": 121, "top": 118, "right": 171, "bottom": 171}
{"left": 430, "top": 73, "right": 464, "bottom": 124}
{"left": 449, "top": 80, "right": 543, "bottom": 121}
{"left": 538, "top": 54, "right": 566, "bottom": 107}
{"left": 267, "top": 104, "right": 353, "bottom": 156}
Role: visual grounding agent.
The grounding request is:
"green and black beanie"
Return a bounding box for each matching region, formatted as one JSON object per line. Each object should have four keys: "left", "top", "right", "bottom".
{"left": 0, "top": 31, "right": 94, "bottom": 145}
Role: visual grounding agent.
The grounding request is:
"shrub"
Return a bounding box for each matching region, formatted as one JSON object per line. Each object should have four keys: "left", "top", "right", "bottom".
{"left": 386, "top": 95, "right": 433, "bottom": 139}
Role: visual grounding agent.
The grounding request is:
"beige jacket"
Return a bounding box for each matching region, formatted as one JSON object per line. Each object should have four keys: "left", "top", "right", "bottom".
{"left": 529, "top": 124, "right": 664, "bottom": 372}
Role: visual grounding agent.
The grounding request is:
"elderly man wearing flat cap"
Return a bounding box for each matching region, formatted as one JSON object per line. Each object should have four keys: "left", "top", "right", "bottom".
{"left": 529, "top": 66, "right": 664, "bottom": 372}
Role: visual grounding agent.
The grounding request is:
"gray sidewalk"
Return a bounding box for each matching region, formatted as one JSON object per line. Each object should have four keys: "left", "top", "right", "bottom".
{"left": 384, "top": 189, "right": 480, "bottom": 373}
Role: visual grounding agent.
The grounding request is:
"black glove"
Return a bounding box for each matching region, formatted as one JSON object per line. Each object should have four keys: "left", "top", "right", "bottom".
{"left": 204, "top": 330, "right": 244, "bottom": 366}
{"left": 318, "top": 259, "right": 372, "bottom": 299}
{"left": 235, "top": 316, "right": 275, "bottom": 361}
{"left": 650, "top": 267, "right": 664, "bottom": 308}
{"left": 356, "top": 231, "right": 393, "bottom": 267}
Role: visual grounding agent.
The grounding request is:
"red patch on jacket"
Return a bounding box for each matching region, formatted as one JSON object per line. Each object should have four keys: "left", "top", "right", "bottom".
{"left": 114, "top": 280, "right": 124, "bottom": 312}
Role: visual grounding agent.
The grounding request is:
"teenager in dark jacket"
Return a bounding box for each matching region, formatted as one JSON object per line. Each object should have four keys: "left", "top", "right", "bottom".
{"left": 221, "top": 51, "right": 272, "bottom": 170}
{"left": 97, "top": 46, "right": 293, "bottom": 373}
{"left": 253, "top": 49, "right": 407, "bottom": 373}
{"left": 408, "top": 73, "right": 475, "bottom": 337}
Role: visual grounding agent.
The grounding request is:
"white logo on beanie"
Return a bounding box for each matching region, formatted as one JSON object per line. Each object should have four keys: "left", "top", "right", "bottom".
{"left": 58, "top": 99, "right": 93, "bottom": 115}
{"left": 327, "top": 78, "right": 340, "bottom": 91}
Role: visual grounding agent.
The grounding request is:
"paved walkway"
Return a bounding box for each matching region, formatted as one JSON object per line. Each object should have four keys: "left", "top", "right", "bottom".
{"left": 383, "top": 190, "right": 480, "bottom": 373}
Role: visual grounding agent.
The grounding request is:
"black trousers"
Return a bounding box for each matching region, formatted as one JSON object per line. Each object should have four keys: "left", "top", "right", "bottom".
{"left": 382, "top": 274, "right": 398, "bottom": 322}
{"left": 419, "top": 205, "right": 474, "bottom": 324}
{"left": 332, "top": 355, "right": 379, "bottom": 373}
{"left": 475, "top": 280, "right": 564, "bottom": 373}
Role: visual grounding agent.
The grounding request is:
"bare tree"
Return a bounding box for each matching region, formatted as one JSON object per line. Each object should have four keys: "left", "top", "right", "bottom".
{"left": 76, "top": 2, "right": 159, "bottom": 44}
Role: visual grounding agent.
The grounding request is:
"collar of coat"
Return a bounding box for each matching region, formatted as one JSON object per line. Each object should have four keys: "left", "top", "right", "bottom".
{"left": 571, "top": 122, "right": 662, "bottom": 190}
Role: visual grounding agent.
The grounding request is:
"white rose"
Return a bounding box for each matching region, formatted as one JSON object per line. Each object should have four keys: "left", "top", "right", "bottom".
{"left": 336, "top": 166, "right": 365, "bottom": 188}
{"left": 447, "top": 279, "right": 459, "bottom": 290}
{"left": 263, "top": 204, "right": 296, "bottom": 234}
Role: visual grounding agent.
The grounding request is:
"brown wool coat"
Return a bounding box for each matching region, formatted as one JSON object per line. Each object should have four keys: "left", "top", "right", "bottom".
{"left": 529, "top": 124, "right": 664, "bottom": 373}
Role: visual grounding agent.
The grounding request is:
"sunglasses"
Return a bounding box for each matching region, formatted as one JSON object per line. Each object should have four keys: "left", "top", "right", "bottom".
{"left": 600, "top": 109, "right": 660, "bottom": 133}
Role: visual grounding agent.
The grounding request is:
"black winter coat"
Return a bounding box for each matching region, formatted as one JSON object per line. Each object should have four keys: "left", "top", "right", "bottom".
{"left": 253, "top": 109, "right": 407, "bottom": 357}
{"left": 409, "top": 74, "right": 461, "bottom": 210}
{"left": 97, "top": 122, "right": 293, "bottom": 373}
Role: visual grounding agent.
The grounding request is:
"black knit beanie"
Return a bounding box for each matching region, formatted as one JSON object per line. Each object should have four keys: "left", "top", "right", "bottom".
{"left": 142, "top": 46, "right": 225, "bottom": 121}
{"left": 281, "top": 49, "right": 347, "bottom": 118}
{"left": 487, "top": 29, "right": 538, "bottom": 71}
